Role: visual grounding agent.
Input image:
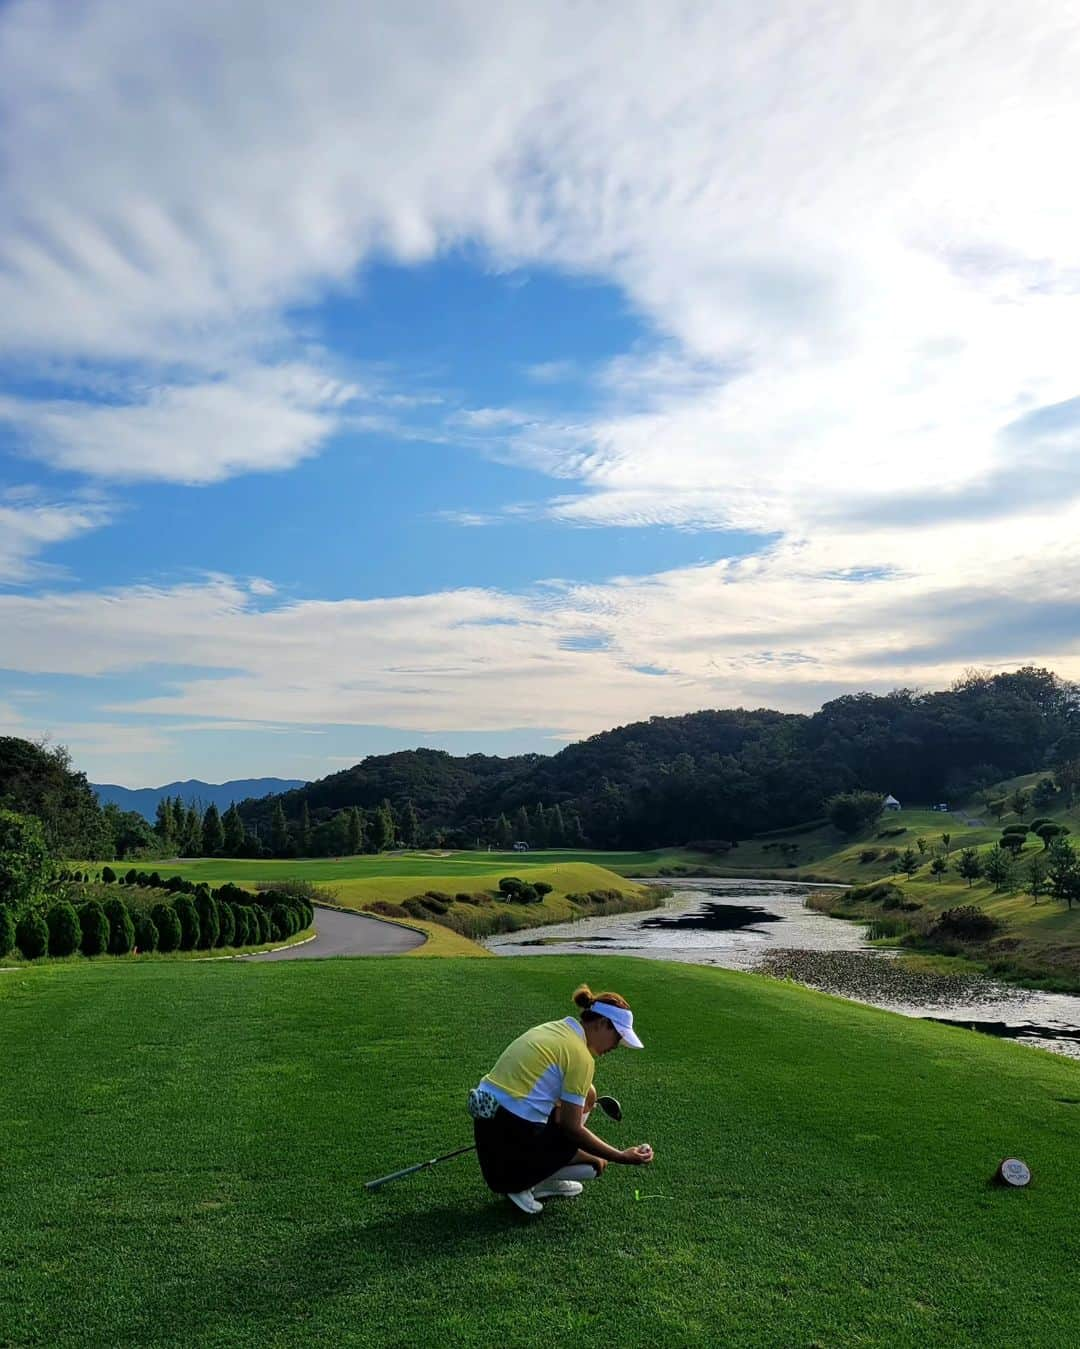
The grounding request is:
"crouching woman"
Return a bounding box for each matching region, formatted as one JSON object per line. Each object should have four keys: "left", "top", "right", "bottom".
{"left": 469, "top": 983, "right": 654, "bottom": 1215}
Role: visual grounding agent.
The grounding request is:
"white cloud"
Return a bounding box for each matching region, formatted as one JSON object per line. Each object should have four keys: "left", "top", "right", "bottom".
{"left": 2, "top": 512, "right": 1079, "bottom": 748}
{"left": 1, "top": 0, "right": 1077, "bottom": 514}
{"left": 0, "top": 491, "right": 112, "bottom": 582}
{"left": 3, "top": 0, "right": 1080, "bottom": 747}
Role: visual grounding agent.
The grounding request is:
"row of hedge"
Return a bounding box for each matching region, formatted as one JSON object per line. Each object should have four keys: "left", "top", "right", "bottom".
{"left": 0, "top": 887, "right": 314, "bottom": 962}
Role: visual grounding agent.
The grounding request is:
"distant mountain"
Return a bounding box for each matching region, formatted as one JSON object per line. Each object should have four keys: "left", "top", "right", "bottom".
{"left": 92, "top": 778, "right": 308, "bottom": 821}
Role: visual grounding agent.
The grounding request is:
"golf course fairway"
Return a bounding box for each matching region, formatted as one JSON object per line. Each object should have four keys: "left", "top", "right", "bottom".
{"left": 2, "top": 956, "right": 1077, "bottom": 1347}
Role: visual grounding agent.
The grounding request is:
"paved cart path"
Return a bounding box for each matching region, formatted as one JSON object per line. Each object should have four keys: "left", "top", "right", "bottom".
{"left": 244, "top": 905, "right": 425, "bottom": 959}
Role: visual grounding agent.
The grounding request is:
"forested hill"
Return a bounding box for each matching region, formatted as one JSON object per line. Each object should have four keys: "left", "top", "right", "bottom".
{"left": 237, "top": 667, "right": 1080, "bottom": 851}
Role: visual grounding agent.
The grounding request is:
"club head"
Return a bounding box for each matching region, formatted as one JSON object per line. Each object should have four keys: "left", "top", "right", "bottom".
{"left": 596, "top": 1094, "right": 623, "bottom": 1122}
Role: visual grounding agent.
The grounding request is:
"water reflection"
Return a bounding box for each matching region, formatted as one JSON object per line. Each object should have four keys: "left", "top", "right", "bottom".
{"left": 486, "top": 879, "right": 1080, "bottom": 1061}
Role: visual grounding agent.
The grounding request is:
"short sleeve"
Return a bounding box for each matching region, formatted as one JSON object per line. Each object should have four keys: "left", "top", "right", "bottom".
{"left": 559, "top": 1041, "right": 594, "bottom": 1105}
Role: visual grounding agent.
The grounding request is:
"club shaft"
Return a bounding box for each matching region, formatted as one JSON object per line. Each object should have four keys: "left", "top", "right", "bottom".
{"left": 365, "top": 1144, "right": 475, "bottom": 1191}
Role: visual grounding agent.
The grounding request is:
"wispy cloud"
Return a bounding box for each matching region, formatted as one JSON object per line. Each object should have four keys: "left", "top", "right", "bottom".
{"left": 0, "top": 490, "right": 112, "bottom": 583}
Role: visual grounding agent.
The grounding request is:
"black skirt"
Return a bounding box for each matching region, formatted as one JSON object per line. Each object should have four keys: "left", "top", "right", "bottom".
{"left": 474, "top": 1105, "right": 581, "bottom": 1194}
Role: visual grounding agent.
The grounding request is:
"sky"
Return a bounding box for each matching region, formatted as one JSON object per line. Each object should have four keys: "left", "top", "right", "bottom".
{"left": 2, "top": 0, "right": 1080, "bottom": 787}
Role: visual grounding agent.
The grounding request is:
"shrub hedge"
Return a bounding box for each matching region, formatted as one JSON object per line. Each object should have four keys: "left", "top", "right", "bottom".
{"left": 16, "top": 911, "right": 49, "bottom": 959}
{"left": 46, "top": 901, "right": 81, "bottom": 957}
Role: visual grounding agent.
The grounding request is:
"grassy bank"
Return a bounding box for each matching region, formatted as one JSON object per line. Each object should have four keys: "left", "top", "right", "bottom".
{"left": 152, "top": 855, "right": 658, "bottom": 944}
{"left": 1, "top": 956, "right": 1077, "bottom": 1346}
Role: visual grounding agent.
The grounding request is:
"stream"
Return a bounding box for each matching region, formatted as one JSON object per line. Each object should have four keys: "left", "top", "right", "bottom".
{"left": 486, "top": 879, "right": 1080, "bottom": 1061}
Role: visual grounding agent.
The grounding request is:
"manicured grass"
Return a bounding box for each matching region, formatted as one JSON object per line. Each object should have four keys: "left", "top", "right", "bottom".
{"left": 1, "top": 956, "right": 1077, "bottom": 1346}
{"left": 142, "top": 848, "right": 707, "bottom": 885}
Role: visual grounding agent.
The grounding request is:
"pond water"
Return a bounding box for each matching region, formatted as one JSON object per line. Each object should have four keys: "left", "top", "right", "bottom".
{"left": 486, "top": 880, "right": 1080, "bottom": 1062}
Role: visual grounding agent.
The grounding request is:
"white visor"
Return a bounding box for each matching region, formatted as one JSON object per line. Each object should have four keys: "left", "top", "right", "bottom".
{"left": 591, "top": 1001, "right": 644, "bottom": 1049}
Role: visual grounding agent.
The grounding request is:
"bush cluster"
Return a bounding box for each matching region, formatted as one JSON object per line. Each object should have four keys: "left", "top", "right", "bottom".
{"left": 934, "top": 905, "right": 1000, "bottom": 942}
{"left": 5, "top": 877, "right": 314, "bottom": 962}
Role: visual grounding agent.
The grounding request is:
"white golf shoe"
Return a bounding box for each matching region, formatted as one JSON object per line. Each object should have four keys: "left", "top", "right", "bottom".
{"left": 507, "top": 1189, "right": 544, "bottom": 1215}
{"left": 532, "top": 1179, "right": 584, "bottom": 1199}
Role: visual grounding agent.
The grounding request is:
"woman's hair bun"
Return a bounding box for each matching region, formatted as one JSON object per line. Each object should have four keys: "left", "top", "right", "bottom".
{"left": 572, "top": 983, "right": 595, "bottom": 1010}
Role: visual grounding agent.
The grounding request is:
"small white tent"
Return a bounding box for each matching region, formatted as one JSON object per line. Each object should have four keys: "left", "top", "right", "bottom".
{"left": 883, "top": 794, "right": 902, "bottom": 811}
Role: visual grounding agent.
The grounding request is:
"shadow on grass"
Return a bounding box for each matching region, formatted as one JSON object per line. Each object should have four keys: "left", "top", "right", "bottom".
{"left": 138, "top": 1192, "right": 571, "bottom": 1344}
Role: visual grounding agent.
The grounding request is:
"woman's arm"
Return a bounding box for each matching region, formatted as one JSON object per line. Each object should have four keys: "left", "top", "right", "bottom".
{"left": 557, "top": 1100, "right": 653, "bottom": 1165}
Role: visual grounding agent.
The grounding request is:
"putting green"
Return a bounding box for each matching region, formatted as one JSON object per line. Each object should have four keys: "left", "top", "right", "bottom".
{"left": 1, "top": 956, "right": 1076, "bottom": 1346}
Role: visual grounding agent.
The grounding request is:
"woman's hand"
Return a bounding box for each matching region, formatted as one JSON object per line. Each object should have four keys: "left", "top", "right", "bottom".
{"left": 620, "top": 1143, "right": 654, "bottom": 1165}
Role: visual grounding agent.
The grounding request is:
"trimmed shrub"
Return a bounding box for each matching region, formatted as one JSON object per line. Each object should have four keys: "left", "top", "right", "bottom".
{"left": 498, "top": 877, "right": 525, "bottom": 898}
{"left": 533, "top": 881, "right": 553, "bottom": 898}
{"left": 174, "top": 895, "right": 199, "bottom": 950}
{"left": 217, "top": 901, "right": 235, "bottom": 947}
{"left": 101, "top": 866, "right": 116, "bottom": 883}
{"left": 875, "top": 827, "right": 907, "bottom": 839}
{"left": 0, "top": 904, "right": 15, "bottom": 958}
{"left": 125, "top": 869, "right": 138, "bottom": 885}
{"left": 935, "top": 905, "right": 1000, "bottom": 942}
{"left": 194, "top": 892, "right": 220, "bottom": 950}
{"left": 858, "top": 848, "right": 880, "bottom": 863}
{"left": 79, "top": 901, "right": 110, "bottom": 956}
{"left": 16, "top": 911, "right": 49, "bottom": 959}
{"left": 455, "top": 892, "right": 477, "bottom": 904}
{"left": 269, "top": 903, "right": 292, "bottom": 941}
{"left": 421, "top": 895, "right": 449, "bottom": 914}
{"left": 403, "top": 897, "right": 429, "bottom": 918}
{"left": 229, "top": 904, "right": 250, "bottom": 946}
{"left": 517, "top": 885, "right": 540, "bottom": 903}
{"left": 164, "top": 875, "right": 186, "bottom": 892}
{"left": 133, "top": 912, "right": 159, "bottom": 954}
{"left": 845, "top": 881, "right": 904, "bottom": 906}
{"left": 103, "top": 898, "right": 135, "bottom": 955}
{"left": 365, "top": 900, "right": 410, "bottom": 919}
{"left": 151, "top": 903, "right": 181, "bottom": 952}
{"left": 46, "top": 901, "right": 81, "bottom": 956}
{"left": 253, "top": 907, "right": 271, "bottom": 944}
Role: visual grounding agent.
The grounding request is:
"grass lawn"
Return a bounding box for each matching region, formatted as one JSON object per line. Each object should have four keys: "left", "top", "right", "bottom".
{"left": 2, "top": 956, "right": 1078, "bottom": 1346}
{"left": 144, "top": 848, "right": 706, "bottom": 885}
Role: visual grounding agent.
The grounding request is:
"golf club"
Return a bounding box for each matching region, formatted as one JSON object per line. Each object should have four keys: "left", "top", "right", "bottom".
{"left": 364, "top": 1094, "right": 624, "bottom": 1192}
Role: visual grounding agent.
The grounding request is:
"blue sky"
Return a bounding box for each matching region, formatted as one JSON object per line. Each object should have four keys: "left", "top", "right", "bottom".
{"left": 2, "top": 2, "right": 1079, "bottom": 785}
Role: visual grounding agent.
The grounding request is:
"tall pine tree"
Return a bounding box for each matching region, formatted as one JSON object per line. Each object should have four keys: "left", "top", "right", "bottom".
{"left": 182, "top": 803, "right": 202, "bottom": 857}
{"left": 401, "top": 800, "right": 420, "bottom": 848}
{"left": 532, "top": 803, "right": 548, "bottom": 848}
{"left": 202, "top": 803, "right": 226, "bottom": 856}
{"left": 154, "top": 798, "right": 176, "bottom": 850}
{"left": 548, "top": 803, "right": 566, "bottom": 847}
{"left": 495, "top": 813, "right": 512, "bottom": 848}
{"left": 269, "top": 800, "right": 289, "bottom": 857}
{"left": 514, "top": 805, "right": 530, "bottom": 845}
{"left": 346, "top": 806, "right": 364, "bottom": 855}
{"left": 371, "top": 800, "right": 395, "bottom": 851}
{"left": 222, "top": 803, "right": 246, "bottom": 855}
{"left": 298, "top": 801, "right": 312, "bottom": 856}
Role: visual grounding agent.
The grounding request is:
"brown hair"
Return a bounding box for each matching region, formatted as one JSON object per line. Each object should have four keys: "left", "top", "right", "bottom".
{"left": 573, "top": 983, "right": 630, "bottom": 1025}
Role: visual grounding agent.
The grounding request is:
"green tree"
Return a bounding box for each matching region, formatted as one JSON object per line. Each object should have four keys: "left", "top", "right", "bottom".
{"left": 1036, "top": 822, "right": 1069, "bottom": 849}
{"left": 929, "top": 856, "right": 947, "bottom": 881}
{"left": 103, "top": 897, "right": 135, "bottom": 955}
{"left": 1046, "top": 837, "right": 1080, "bottom": 910}
{"left": 495, "top": 813, "right": 513, "bottom": 849}
{"left": 371, "top": 800, "right": 395, "bottom": 852}
{"left": 222, "top": 803, "right": 247, "bottom": 855}
{"left": 826, "top": 791, "right": 885, "bottom": 835}
{"left": 202, "top": 803, "right": 226, "bottom": 857}
{"left": 151, "top": 902, "right": 181, "bottom": 952}
{"left": 956, "top": 848, "right": 983, "bottom": 887}
{"left": 531, "top": 803, "right": 549, "bottom": 848}
{"left": 1026, "top": 853, "right": 1048, "bottom": 904}
{"left": 154, "top": 797, "right": 177, "bottom": 849}
{"left": 983, "top": 844, "right": 1014, "bottom": 892}
{"left": 46, "top": 901, "right": 81, "bottom": 956}
{"left": 0, "top": 809, "right": 53, "bottom": 914}
{"left": 896, "top": 847, "right": 920, "bottom": 876}
{"left": 0, "top": 905, "right": 16, "bottom": 958}
{"left": 269, "top": 801, "right": 290, "bottom": 857}
{"left": 999, "top": 832, "right": 1026, "bottom": 856}
{"left": 548, "top": 803, "right": 566, "bottom": 847}
{"left": 15, "top": 911, "right": 49, "bottom": 959}
{"left": 78, "top": 901, "right": 110, "bottom": 956}
{"left": 298, "top": 801, "right": 312, "bottom": 856}
{"left": 514, "top": 805, "right": 531, "bottom": 844}
{"left": 1031, "top": 777, "right": 1059, "bottom": 809}
{"left": 915, "top": 836, "right": 928, "bottom": 855}
{"left": 1008, "top": 788, "right": 1030, "bottom": 818}
{"left": 988, "top": 798, "right": 1007, "bottom": 820}
{"left": 182, "top": 804, "right": 203, "bottom": 857}
{"left": 346, "top": 806, "right": 364, "bottom": 856}
{"left": 940, "top": 832, "right": 952, "bottom": 855}
{"left": 401, "top": 799, "right": 420, "bottom": 848}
